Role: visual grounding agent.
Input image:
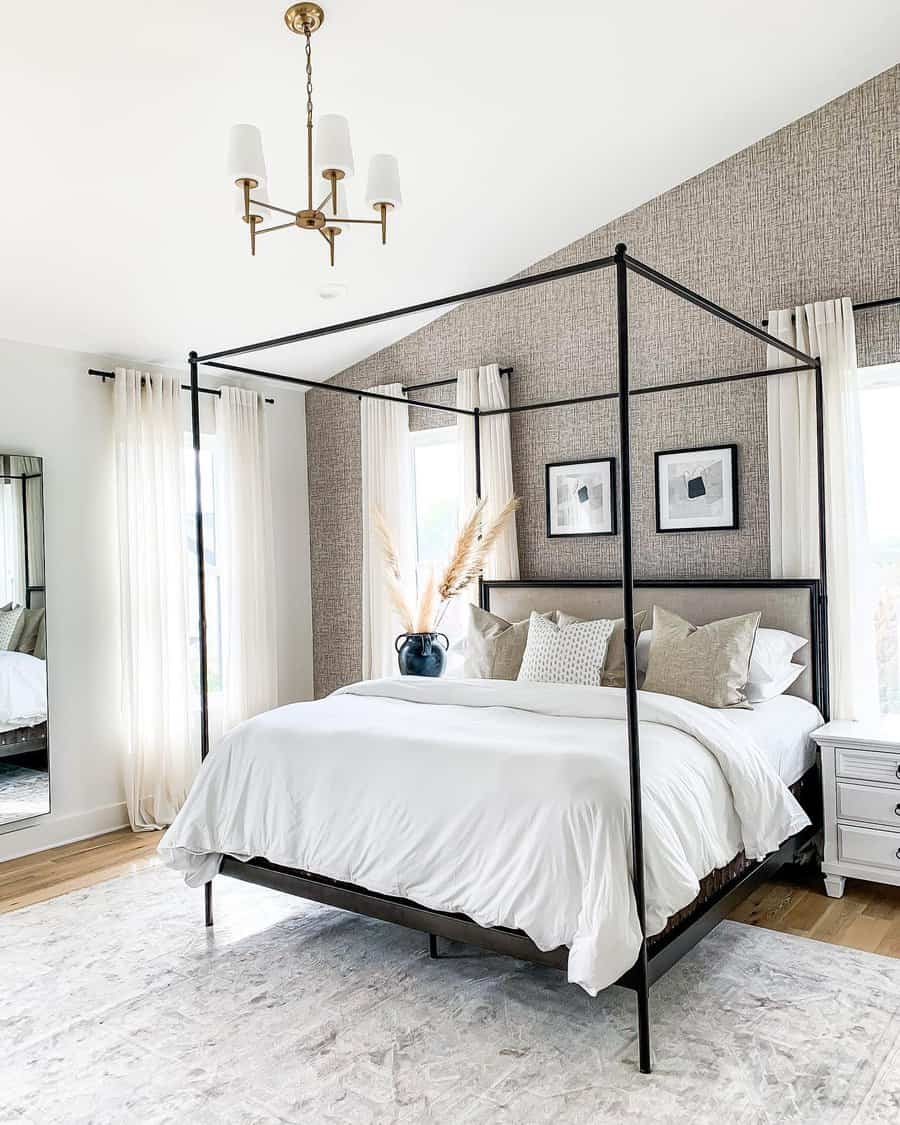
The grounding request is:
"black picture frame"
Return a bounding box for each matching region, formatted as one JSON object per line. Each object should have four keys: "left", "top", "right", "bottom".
{"left": 545, "top": 457, "right": 617, "bottom": 538}
{"left": 654, "top": 443, "right": 739, "bottom": 533}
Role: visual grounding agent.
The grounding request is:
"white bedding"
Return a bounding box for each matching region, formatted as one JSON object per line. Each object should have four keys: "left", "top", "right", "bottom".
{"left": 159, "top": 677, "right": 809, "bottom": 994}
{"left": 0, "top": 651, "right": 47, "bottom": 728}
{"left": 722, "top": 694, "right": 822, "bottom": 786}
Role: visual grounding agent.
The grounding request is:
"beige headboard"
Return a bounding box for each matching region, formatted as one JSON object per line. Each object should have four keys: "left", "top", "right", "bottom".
{"left": 482, "top": 580, "right": 822, "bottom": 705}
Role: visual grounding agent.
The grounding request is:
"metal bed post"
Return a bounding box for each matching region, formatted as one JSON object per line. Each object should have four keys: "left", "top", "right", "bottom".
{"left": 189, "top": 351, "right": 214, "bottom": 927}
{"left": 615, "top": 244, "right": 652, "bottom": 1073}
{"left": 474, "top": 406, "right": 485, "bottom": 611}
{"left": 813, "top": 357, "right": 830, "bottom": 720}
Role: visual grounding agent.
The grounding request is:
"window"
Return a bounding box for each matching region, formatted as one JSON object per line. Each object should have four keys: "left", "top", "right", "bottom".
{"left": 409, "top": 425, "right": 462, "bottom": 638}
{"left": 183, "top": 434, "right": 223, "bottom": 703}
{"left": 860, "top": 363, "right": 900, "bottom": 714}
{"left": 410, "top": 426, "right": 460, "bottom": 574}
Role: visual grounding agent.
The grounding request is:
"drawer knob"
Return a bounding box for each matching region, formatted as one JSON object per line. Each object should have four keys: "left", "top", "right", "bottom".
{"left": 896, "top": 804, "right": 900, "bottom": 817}
{"left": 897, "top": 847, "right": 900, "bottom": 861}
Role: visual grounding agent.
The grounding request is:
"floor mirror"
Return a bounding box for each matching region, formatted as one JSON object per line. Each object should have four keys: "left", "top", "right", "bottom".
{"left": 0, "top": 454, "right": 49, "bottom": 827}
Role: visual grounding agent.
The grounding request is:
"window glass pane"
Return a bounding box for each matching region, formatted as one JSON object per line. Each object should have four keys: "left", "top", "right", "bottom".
{"left": 183, "top": 435, "right": 223, "bottom": 703}
{"left": 409, "top": 427, "right": 466, "bottom": 650}
{"left": 412, "top": 431, "right": 459, "bottom": 567}
{"left": 860, "top": 365, "right": 900, "bottom": 714}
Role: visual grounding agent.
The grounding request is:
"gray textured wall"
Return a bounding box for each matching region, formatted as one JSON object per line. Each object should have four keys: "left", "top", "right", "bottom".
{"left": 307, "top": 66, "right": 899, "bottom": 697}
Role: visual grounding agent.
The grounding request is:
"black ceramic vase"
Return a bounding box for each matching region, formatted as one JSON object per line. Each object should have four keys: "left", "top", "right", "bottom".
{"left": 395, "top": 632, "right": 450, "bottom": 677}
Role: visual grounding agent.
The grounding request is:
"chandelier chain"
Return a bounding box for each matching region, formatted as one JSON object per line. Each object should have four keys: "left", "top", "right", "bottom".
{"left": 305, "top": 28, "right": 313, "bottom": 129}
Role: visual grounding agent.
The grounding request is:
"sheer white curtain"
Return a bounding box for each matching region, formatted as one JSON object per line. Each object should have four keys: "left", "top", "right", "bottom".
{"left": 361, "top": 383, "right": 414, "bottom": 679}
{"left": 114, "top": 368, "right": 193, "bottom": 829}
{"left": 457, "top": 364, "right": 520, "bottom": 581}
{"left": 215, "top": 386, "right": 278, "bottom": 731}
{"left": 0, "top": 475, "right": 25, "bottom": 606}
{"left": 767, "top": 300, "right": 879, "bottom": 719}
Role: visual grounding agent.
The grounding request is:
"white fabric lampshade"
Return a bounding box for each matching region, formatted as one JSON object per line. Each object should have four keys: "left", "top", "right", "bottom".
{"left": 227, "top": 124, "right": 267, "bottom": 185}
{"left": 365, "top": 153, "right": 402, "bottom": 209}
{"left": 315, "top": 114, "right": 354, "bottom": 178}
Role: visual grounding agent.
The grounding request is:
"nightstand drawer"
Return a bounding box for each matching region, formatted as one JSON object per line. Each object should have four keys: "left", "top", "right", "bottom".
{"left": 837, "top": 823, "right": 900, "bottom": 870}
{"left": 835, "top": 746, "right": 900, "bottom": 784}
{"left": 836, "top": 781, "right": 900, "bottom": 827}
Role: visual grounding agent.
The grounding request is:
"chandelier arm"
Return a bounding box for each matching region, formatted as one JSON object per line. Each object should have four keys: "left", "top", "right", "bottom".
{"left": 330, "top": 216, "right": 380, "bottom": 226}
{"left": 257, "top": 221, "right": 298, "bottom": 235}
{"left": 316, "top": 190, "right": 334, "bottom": 213}
{"left": 250, "top": 198, "right": 298, "bottom": 219}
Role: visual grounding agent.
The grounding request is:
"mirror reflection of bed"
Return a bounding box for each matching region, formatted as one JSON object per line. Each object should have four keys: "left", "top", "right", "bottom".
{"left": 0, "top": 454, "right": 49, "bottom": 827}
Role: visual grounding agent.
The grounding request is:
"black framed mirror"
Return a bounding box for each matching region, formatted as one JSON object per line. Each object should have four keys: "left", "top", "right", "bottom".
{"left": 0, "top": 454, "right": 49, "bottom": 826}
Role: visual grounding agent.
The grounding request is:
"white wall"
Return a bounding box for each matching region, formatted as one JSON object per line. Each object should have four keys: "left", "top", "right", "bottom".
{"left": 0, "top": 339, "right": 313, "bottom": 861}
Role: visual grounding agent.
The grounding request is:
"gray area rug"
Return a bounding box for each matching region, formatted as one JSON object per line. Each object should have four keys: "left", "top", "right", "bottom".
{"left": 0, "top": 764, "right": 49, "bottom": 824}
{"left": 1, "top": 864, "right": 899, "bottom": 1124}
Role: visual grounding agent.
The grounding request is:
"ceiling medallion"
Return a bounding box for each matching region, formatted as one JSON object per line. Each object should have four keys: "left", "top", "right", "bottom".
{"left": 227, "top": 4, "right": 402, "bottom": 266}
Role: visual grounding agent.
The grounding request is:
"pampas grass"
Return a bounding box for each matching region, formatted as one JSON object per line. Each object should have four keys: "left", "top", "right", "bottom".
{"left": 373, "top": 496, "right": 520, "bottom": 633}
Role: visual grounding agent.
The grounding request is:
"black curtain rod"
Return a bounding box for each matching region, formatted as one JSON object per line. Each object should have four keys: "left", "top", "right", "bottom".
{"left": 403, "top": 366, "right": 513, "bottom": 395}
{"left": 761, "top": 295, "right": 900, "bottom": 327}
{"left": 88, "top": 369, "right": 275, "bottom": 404}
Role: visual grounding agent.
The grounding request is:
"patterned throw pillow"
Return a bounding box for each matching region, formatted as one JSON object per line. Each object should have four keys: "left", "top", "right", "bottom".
{"left": 517, "top": 611, "right": 615, "bottom": 686}
{"left": 0, "top": 606, "right": 25, "bottom": 651}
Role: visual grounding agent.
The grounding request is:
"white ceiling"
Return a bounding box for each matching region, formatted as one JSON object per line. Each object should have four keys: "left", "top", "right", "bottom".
{"left": 2, "top": 1, "right": 898, "bottom": 383}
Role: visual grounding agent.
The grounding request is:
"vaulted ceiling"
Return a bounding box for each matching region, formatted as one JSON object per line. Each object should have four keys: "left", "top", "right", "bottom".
{"left": 2, "top": 1, "right": 898, "bottom": 380}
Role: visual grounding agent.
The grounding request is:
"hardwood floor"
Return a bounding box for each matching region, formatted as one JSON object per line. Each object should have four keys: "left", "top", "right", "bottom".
{"left": 1, "top": 830, "right": 898, "bottom": 959}
{"left": 0, "top": 827, "right": 163, "bottom": 914}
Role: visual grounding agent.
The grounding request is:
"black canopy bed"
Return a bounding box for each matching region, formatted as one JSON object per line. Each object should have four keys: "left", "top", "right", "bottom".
{"left": 171, "top": 244, "right": 828, "bottom": 1075}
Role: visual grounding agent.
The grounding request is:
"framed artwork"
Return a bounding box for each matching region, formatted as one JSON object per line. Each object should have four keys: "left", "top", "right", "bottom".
{"left": 654, "top": 444, "right": 738, "bottom": 532}
{"left": 545, "top": 457, "right": 617, "bottom": 537}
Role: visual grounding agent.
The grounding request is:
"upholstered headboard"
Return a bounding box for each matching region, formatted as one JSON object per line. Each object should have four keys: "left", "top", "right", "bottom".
{"left": 481, "top": 579, "right": 823, "bottom": 707}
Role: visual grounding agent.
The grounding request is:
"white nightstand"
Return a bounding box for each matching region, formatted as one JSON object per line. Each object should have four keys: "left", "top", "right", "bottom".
{"left": 814, "top": 718, "right": 900, "bottom": 898}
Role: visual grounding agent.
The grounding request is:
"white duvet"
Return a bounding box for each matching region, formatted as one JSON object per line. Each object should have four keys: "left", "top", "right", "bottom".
{"left": 0, "top": 650, "right": 47, "bottom": 728}
{"left": 159, "top": 678, "right": 809, "bottom": 994}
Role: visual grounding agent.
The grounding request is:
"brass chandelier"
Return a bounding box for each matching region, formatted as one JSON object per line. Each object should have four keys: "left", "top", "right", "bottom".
{"left": 227, "top": 3, "right": 402, "bottom": 266}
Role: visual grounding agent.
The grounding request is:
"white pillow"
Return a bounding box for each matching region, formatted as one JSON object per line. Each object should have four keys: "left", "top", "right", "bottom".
{"left": 749, "top": 628, "right": 807, "bottom": 684}
{"left": 517, "top": 611, "right": 615, "bottom": 686}
{"left": 745, "top": 662, "right": 805, "bottom": 703}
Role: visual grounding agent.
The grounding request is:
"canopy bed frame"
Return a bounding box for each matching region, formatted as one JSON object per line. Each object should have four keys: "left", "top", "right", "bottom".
{"left": 186, "top": 244, "right": 827, "bottom": 1073}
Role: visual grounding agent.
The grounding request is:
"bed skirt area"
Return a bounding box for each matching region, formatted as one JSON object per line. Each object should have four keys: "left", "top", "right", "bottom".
{"left": 650, "top": 764, "right": 821, "bottom": 947}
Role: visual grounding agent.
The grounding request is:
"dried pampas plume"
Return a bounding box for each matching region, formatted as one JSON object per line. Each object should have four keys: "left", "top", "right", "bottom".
{"left": 374, "top": 495, "right": 520, "bottom": 634}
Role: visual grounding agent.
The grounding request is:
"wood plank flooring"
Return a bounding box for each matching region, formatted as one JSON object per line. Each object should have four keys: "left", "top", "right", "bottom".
{"left": 1, "top": 830, "right": 898, "bottom": 959}
{"left": 0, "top": 827, "right": 163, "bottom": 914}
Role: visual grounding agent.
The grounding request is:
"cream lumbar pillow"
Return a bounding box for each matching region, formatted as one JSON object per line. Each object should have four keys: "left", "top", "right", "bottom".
{"left": 463, "top": 605, "right": 554, "bottom": 680}
{"left": 641, "top": 605, "right": 760, "bottom": 708}
{"left": 517, "top": 611, "right": 615, "bottom": 687}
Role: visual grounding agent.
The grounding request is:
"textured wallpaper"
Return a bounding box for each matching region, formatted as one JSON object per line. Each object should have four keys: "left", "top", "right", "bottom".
{"left": 307, "top": 66, "right": 900, "bottom": 697}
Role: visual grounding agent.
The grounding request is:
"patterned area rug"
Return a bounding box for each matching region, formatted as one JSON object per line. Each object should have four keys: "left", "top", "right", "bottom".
{"left": 0, "top": 764, "right": 49, "bottom": 824}
{"left": 1, "top": 864, "right": 899, "bottom": 1124}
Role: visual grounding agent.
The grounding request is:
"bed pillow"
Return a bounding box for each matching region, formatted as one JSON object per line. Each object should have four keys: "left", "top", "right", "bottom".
{"left": 641, "top": 606, "right": 760, "bottom": 708}
{"left": 33, "top": 615, "right": 47, "bottom": 661}
{"left": 0, "top": 606, "right": 25, "bottom": 651}
{"left": 463, "top": 605, "right": 555, "bottom": 680}
{"left": 517, "top": 611, "right": 615, "bottom": 687}
{"left": 557, "top": 610, "right": 650, "bottom": 688}
{"left": 749, "top": 628, "right": 807, "bottom": 684}
{"left": 14, "top": 607, "right": 45, "bottom": 657}
{"left": 745, "top": 662, "right": 805, "bottom": 704}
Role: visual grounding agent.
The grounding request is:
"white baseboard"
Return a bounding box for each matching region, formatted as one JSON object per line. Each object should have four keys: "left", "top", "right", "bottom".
{"left": 0, "top": 801, "right": 130, "bottom": 863}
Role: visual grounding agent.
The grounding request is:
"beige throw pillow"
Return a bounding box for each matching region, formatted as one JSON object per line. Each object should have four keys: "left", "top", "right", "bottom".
{"left": 641, "top": 605, "right": 760, "bottom": 708}
{"left": 0, "top": 606, "right": 25, "bottom": 651}
{"left": 464, "top": 605, "right": 555, "bottom": 680}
